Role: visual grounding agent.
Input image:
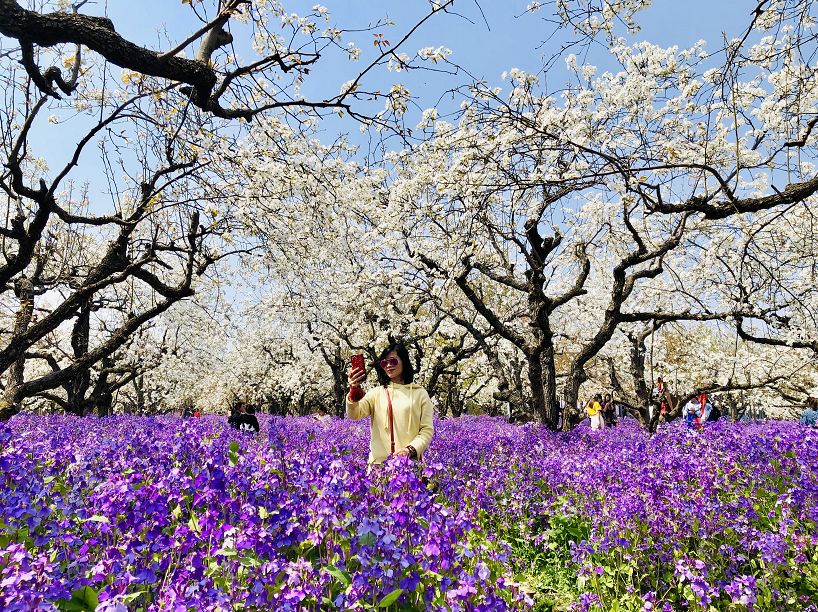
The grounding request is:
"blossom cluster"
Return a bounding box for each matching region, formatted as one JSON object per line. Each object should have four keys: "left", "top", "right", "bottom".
{"left": 1, "top": 415, "right": 817, "bottom": 610}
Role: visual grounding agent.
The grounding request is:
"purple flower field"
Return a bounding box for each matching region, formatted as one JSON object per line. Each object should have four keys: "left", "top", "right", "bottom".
{"left": 1, "top": 415, "right": 817, "bottom": 611}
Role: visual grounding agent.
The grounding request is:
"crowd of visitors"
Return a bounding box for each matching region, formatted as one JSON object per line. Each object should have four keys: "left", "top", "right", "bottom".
{"left": 584, "top": 377, "right": 724, "bottom": 431}
{"left": 178, "top": 367, "right": 814, "bottom": 437}
{"left": 181, "top": 403, "right": 200, "bottom": 418}
{"left": 585, "top": 393, "right": 619, "bottom": 430}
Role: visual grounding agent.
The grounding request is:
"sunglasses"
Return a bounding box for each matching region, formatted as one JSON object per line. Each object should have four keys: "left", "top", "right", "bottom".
{"left": 379, "top": 357, "right": 400, "bottom": 369}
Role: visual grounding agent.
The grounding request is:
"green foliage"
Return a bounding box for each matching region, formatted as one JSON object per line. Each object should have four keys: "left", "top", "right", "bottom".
{"left": 56, "top": 587, "right": 99, "bottom": 612}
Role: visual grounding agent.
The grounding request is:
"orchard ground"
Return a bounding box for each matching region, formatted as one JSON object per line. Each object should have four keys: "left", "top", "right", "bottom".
{"left": 2, "top": 415, "right": 817, "bottom": 611}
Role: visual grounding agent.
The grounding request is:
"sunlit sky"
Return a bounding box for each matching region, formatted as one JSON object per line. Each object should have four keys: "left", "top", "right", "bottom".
{"left": 28, "top": 1, "right": 750, "bottom": 202}
{"left": 61, "top": 0, "right": 748, "bottom": 128}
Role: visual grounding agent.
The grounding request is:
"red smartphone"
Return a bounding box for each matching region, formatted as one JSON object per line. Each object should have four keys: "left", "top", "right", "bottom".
{"left": 349, "top": 354, "right": 366, "bottom": 401}
{"left": 351, "top": 354, "right": 365, "bottom": 374}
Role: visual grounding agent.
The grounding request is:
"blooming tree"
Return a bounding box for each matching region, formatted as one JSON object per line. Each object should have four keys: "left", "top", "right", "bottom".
{"left": 0, "top": 0, "right": 455, "bottom": 418}
{"left": 364, "top": 0, "right": 818, "bottom": 428}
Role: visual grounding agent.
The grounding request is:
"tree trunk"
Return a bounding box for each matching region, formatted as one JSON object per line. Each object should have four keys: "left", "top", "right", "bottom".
{"left": 451, "top": 383, "right": 463, "bottom": 417}
{"left": 628, "top": 332, "right": 656, "bottom": 431}
{"left": 539, "top": 346, "right": 560, "bottom": 429}
{"left": 526, "top": 347, "right": 559, "bottom": 427}
{"left": 91, "top": 360, "right": 114, "bottom": 417}
{"left": 525, "top": 350, "right": 546, "bottom": 425}
{"left": 134, "top": 375, "right": 146, "bottom": 414}
{"left": 561, "top": 362, "right": 587, "bottom": 431}
{"left": 528, "top": 292, "right": 560, "bottom": 427}
{"left": 1, "top": 276, "right": 35, "bottom": 417}
{"left": 65, "top": 297, "right": 92, "bottom": 415}
{"left": 328, "top": 348, "right": 347, "bottom": 417}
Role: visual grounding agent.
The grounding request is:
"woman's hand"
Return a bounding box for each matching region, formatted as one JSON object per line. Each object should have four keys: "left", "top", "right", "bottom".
{"left": 348, "top": 366, "right": 366, "bottom": 388}
{"left": 395, "top": 446, "right": 417, "bottom": 459}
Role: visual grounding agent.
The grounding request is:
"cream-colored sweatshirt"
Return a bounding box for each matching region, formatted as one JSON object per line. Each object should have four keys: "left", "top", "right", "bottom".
{"left": 346, "top": 382, "right": 434, "bottom": 464}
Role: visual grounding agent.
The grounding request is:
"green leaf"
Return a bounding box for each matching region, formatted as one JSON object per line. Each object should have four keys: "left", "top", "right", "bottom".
{"left": 55, "top": 600, "right": 86, "bottom": 612}
{"left": 229, "top": 441, "right": 240, "bottom": 465}
{"left": 85, "top": 515, "right": 110, "bottom": 524}
{"left": 67, "top": 586, "right": 98, "bottom": 611}
{"left": 378, "top": 588, "right": 403, "bottom": 607}
{"left": 239, "top": 555, "right": 260, "bottom": 567}
{"left": 327, "top": 565, "right": 351, "bottom": 587}
{"left": 118, "top": 592, "right": 144, "bottom": 604}
{"left": 188, "top": 512, "right": 200, "bottom": 534}
{"left": 357, "top": 531, "right": 377, "bottom": 547}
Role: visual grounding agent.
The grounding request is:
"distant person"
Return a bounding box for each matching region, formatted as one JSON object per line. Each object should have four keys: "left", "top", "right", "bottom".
{"left": 314, "top": 406, "right": 332, "bottom": 424}
{"left": 698, "top": 393, "right": 713, "bottom": 422}
{"left": 684, "top": 396, "right": 703, "bottom": 431}
{"left": 228, "top": 402, "right": 241, "bottom": 429}
{"left": 239, "top": 405, "right": 260, "bottom": 433}
{"left": 800, "top": 397, "right": 818, "bottom": 427}
{"left": 182, "top": 404, "right": 193, "bottom": 419}
{"left": 653, "top": 376, "right": 671, "bottom": 416}
{"left": 602, "top": 393, "right": 616, "bottom": 427}
{"left": 193, "top": 408, "right": 201, "bottom": 418}
{"left": 346, "top": 342, "right": 434, "bottom": 465}
{"left": 587, "top": 393, "right": 604, "bottom": 430}
{"left": 706, "top": 401, "right": 721, "bottom": 422}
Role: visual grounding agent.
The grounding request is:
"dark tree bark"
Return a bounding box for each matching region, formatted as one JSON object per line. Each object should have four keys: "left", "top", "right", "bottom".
{"left": 0, "top": 0, "right": 454, "bottom": 121}
{"left": 561, "top": 212, "right": 689, "bottom": 429}
{"left": 0, "top": 199, "right": 201, "bottom": 420}
{"left": 1, "top": 275, "right": 35, "bottom": 411}
{"left": 417, "top": 190, "right": 591, "bottom": 429}
{"left": 64, "top": 297, "right": 92, "bottom": 416}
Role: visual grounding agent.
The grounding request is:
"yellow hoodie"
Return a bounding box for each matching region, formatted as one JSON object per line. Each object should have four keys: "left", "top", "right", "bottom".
{"left": 346, "top": 382, "right": 435, "bottom": 464}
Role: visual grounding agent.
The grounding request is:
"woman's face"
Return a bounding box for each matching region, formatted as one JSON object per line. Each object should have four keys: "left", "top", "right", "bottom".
{"left": 381, "top": 350, "right": 404, "bottom": 383}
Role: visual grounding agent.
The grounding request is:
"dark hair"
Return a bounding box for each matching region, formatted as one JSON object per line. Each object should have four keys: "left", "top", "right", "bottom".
{"left": 375, "top": 343, "right": 415, "bottom": 386}
{"left": 246, "top": 405, "right": 256, "bottom": 415}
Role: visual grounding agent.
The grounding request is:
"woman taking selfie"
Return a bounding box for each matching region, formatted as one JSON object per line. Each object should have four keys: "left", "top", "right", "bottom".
{"left": 346, "top": 342, "right": 434, "bottom": 465}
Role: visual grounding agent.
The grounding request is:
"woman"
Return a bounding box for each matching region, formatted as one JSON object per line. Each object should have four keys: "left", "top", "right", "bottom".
{"left": 346, "top": 343, "right": 434, "bottom": 464}
{"left": 602, "top": 393, "right": 616, "bottom": 427}
{"left": 800, "top": 396, "right": 818, "bottom": 427}
{"left": 587, "top": 393, "right": 604, "bottom": 430}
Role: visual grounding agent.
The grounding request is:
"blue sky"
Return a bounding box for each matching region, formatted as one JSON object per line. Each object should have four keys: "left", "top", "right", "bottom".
{"left": 84, "top": 0, "right": 747, "bottom": 127}
{"left": 26, "top": 1, "right": 750, "bottom": 202}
